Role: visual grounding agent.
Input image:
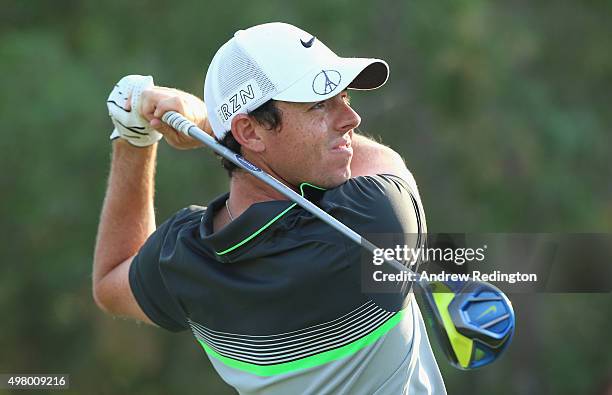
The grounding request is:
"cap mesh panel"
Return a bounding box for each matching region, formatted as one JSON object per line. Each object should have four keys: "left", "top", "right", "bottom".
{"left": 216, "top": 41, "right": 276, "bottom": 111}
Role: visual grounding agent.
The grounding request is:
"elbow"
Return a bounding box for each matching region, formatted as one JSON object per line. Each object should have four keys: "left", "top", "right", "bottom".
{"left": 92, "top": 251, "right": 133, "bottom": 315}
{"left": 92, "top": 258, "right": 109, "bottom": 313}
{"left": 92, "top": 282, "right": 111, "bottom": 314}
{"left": 92, "top": 253, "right": 135, "bottom": 316}
{"left": 92, "top": 275, "right": 117, "bottom": 315}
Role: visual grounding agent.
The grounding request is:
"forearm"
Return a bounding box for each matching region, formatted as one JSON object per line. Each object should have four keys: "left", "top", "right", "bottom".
{"left": 93, "top": 140, "right": 157, "bottom": 285}
{"left": 350, "top": 133, "right": 404, "bottom": 177}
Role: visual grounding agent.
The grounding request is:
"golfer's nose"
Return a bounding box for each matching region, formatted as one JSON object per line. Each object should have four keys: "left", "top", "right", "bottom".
{"left": 335, "top": 99, "right": 361, "bottom": 133}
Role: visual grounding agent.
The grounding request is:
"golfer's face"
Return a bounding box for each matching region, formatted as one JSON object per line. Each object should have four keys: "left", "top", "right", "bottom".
{"left": 265, "top": 91, "right": 361, "bottom": 188}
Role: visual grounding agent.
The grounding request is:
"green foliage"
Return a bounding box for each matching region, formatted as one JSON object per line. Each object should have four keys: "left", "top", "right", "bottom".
{"left": 1, "top": 1, "right": 610, "bottom": 394}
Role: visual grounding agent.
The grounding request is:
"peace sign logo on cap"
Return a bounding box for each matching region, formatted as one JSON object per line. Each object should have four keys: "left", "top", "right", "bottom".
{"left": 312, "top": 70, "right": 342, "bottom": 95}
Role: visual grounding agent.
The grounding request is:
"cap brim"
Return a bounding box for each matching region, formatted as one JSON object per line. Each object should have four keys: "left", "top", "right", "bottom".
{"left": 272, "top": 57, "right": 389, "bottom": 102}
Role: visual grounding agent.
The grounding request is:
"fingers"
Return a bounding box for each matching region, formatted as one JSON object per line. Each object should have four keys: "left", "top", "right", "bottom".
{"left": 134, "top": 87, "right": 205, "bottom": 149}
{"left": 140, "top": 89, "right": 185, "bottom": 124}
{"left": 152, "top": 96, "right": 185, "bottom": 119}
{"left": 139, "top": 90, "right": 158, "bottom": 122}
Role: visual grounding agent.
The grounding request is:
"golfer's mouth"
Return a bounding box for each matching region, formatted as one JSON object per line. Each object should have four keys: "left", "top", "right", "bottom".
{"left": 331, "top": 139, "right": 352, "bottom": 154}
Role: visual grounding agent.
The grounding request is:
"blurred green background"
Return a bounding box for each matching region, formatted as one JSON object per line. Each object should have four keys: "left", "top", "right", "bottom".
{"left": 1, "top": 1, "right": 611, "bottom": 394}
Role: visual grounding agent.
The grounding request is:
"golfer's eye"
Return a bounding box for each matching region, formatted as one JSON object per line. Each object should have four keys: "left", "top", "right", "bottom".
{"left": 342, "top": 93, "right": 351, "bottom": 105}
{"left": 310, "top": 101, "right": 326, "bottom": 110}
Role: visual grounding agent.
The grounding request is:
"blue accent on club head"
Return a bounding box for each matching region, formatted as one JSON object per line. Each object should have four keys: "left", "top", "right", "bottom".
{"left": 466, "top": 300, "right": 506, "bottom": 325}
{"left": 487, "top": 319, "right": 511, "bottom": 334}
{"left": 450, "top": 282, "right": 515, "bottom": 345}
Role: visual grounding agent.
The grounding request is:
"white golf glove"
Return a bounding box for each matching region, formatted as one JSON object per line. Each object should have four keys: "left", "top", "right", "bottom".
{"left": 107, "top": 75, "right": 163, "bottom": 147}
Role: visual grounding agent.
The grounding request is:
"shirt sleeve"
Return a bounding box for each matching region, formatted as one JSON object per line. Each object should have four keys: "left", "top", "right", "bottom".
{"left": 129, "top": 208, "right": 195, "bottom": 332}
{"left": 323, "top": 174, "right": 427, "bottom": 308}
{"left": 324, "top": 174, "right": 426, "bottom": 237}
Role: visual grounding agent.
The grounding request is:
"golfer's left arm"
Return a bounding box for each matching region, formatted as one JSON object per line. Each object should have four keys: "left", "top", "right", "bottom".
{"left": 92, "top": 140, "right": 157, "bottom": 324}
{"left": 350, "top": 134, "right": 419, "bottom": 191}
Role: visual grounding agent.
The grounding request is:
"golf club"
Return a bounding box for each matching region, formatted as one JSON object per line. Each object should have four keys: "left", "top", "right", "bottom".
{"left": 161, "top": 110, "right": 515, "bottom": 369}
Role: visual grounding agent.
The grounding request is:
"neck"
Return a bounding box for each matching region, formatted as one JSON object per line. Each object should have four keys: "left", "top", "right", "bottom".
{"left": 227, "top": 170, "right": 295, "bottom": 218}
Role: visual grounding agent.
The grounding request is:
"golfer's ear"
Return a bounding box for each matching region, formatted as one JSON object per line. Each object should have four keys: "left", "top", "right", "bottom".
{"left": 231, "top": 114, "right": 265, "bottom": 153}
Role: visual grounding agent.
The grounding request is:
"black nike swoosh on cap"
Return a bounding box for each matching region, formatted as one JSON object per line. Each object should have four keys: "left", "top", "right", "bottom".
{"left": 300, "top": 36, "right": 316, "bottom": 48}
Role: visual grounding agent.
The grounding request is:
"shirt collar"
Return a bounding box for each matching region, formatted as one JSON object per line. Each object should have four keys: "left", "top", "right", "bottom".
{"left": 198, "top": 184, "right": 326, "bottom": 261}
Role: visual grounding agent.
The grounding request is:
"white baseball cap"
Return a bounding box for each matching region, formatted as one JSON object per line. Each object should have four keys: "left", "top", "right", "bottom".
{"left": 204, "top": 22, "right": 389, "bottom": 139}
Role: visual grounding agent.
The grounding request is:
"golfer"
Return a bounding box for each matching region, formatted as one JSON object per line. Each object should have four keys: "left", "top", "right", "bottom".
{"left": 94, "top": 22, "right": 446, "bottom": 394}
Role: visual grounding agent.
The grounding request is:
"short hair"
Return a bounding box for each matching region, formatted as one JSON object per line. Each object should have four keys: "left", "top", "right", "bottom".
{"left": 218, "top": 100, "right": 282, "bottom": 177}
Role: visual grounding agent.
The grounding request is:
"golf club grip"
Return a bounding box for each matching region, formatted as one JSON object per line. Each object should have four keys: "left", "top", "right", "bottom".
{"left": 162, "top": 111, "right": 197, "bottom": 136}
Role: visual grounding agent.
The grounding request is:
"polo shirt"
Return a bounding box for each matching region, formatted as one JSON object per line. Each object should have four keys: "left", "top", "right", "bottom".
{"left": 129, "top": 174, "right": 446, "bottom": 394}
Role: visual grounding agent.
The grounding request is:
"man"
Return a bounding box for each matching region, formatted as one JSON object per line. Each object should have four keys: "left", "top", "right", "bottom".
{"left": 94, "top": 22, "right": 447, "bottom": 394}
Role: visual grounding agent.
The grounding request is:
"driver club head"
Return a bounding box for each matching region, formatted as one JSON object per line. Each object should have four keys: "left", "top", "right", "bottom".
{"left": 417, "top": 280, "right": 515, "bottom": 370}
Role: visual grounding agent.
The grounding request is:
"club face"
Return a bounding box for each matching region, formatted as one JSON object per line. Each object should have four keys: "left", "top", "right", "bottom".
{"left": 417, "top": 280, "right": 515, "bottom": 370}
{"left": 448, "top": 282, "right": 515, "bottom": 369}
